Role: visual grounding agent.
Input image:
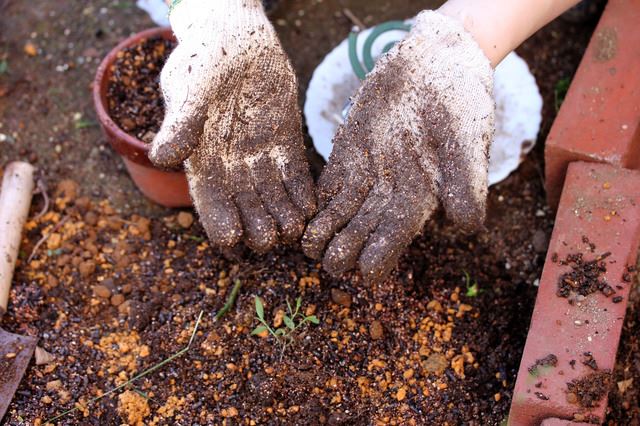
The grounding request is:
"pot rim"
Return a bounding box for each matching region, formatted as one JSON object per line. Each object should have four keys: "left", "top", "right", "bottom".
{"left": 93, "top": 26, "right": 174, "bottom": 158}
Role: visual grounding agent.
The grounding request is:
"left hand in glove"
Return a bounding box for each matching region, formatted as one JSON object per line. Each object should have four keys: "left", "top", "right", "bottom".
{"left": 302, "top": 11, "right": 495, "bottom": 281}
{"left": 150, "top": 0, "right": 316, "bottom": 252}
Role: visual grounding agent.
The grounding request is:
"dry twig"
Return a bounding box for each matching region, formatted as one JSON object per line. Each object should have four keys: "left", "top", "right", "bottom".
{"left": 343, "top": 8, "right": 365, "bottom": 31}
{"left": 27, "top": 216, "right": 69, "bottom": 263}
{"left": 33, "top": 179, "right": 50, "bottom": 221}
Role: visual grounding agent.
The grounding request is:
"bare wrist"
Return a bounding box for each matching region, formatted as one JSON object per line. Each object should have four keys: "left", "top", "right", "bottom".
{"left": 438, "top": 0, "right": 580, "bottom": 67}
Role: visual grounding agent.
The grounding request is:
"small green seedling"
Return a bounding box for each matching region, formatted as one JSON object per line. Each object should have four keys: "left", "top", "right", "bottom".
{"left": 251, "top": 296, "right": 319, "bottom": 356}
{"left": 74, "top": 118, "right": 98, "bottom": 130}
{"left": 554, "top": 77, "right": 571, "bottom": 112}
{"left": 464, "top": 271, "right": 484, "bottom": 298}
{"left": 184, "top": 234, "right": 205, "bottom": 242}
{"left": 214, "top": 279, "right": 242, "bottom": 321}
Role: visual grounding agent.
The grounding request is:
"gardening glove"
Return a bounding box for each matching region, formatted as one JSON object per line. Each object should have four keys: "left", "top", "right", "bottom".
{"left": 302, "top": 10, "right": 495, "bottom": 281}
{"left": 150, "top": 0, "right": 316, "bottom": 251}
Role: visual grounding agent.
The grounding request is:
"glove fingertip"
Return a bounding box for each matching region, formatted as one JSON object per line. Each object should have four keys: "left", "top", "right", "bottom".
{"left": 202, "top": 216, "right": 243, "bottom": 249}
{"left": 359, "top": 251, "right": 395, "bottom": 283}
{"left": 149, "top": 138, "right": 186, "bottom": 168}
{"left": 301, "top": 224, "right": 326, "bottom": 261}
{"left": 322, "top": 247, "right": 351, "bottom": 278}
{"left": 441, "top": 189, "right": 487, "bottom": 233}
{"left": 195, "top": 198, "right": 244, "bottom": 249}
{"left": 150, "top": 114, "right": 205, "bottom": 167}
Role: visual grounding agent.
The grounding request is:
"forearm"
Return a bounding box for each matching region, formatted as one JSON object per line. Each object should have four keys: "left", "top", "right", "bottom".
{"left": 167, "top": 0, "right": 264, "bottom": 12}
{"left": 438, "top": 0, "right": 581, "bottom": 67}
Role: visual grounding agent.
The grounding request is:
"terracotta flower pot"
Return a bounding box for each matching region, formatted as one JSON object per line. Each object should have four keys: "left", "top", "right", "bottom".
{"left": 93, "top": 27, "right": 192, "bottom": 208}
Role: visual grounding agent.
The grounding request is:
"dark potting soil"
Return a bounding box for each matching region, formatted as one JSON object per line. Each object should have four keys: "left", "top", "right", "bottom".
{"left": 3, "top": 157, "right": 553, "bottom": 425}
{"left": 607, "top": 266, "right": 640, "bottom": 424}
{"left": 554, "top": 250, "right": 616, "bottom": 300}
{"left": 106, "top": 37, "right": 175, "bottom": 143}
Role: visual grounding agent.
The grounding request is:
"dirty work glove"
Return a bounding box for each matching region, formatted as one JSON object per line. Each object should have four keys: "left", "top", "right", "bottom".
{"left": 302, "top": 11, "right": 494, "bottom": 280}
{"left": 150, "top": 0, "right": 316, "bottom": 251}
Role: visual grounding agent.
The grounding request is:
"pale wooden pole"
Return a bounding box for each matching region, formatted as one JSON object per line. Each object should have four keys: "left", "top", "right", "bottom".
{"left": 0, "top": 162, "right": 35, "bottom": 313}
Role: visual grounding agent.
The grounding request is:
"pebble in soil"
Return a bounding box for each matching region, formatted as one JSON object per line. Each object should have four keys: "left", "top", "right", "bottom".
{"left": 3, "top": 159, "right": 552, "bottom": 425}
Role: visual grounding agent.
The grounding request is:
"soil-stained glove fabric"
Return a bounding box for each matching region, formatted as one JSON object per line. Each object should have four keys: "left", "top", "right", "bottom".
{"left": 302, "top": 10, "right": 495, "bottom": 281}
{"left": 150, "top": 0, "right": 315, "bottom": 251}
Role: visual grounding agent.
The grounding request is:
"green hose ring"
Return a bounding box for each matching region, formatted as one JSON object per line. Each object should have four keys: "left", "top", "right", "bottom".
{"left": 348, "top": 21, "right": 412, "bottom": 81}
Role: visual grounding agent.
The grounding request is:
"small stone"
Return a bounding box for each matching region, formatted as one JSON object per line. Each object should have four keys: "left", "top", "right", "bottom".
{"left": 78, "top": 260, "right": 96, "bottom": 278}
{"left": 46, "top": 380, "right": 62, "bottom": 391}
{"left": 47, "top": 275, "right": 59, "bottom": 288}
{"left": 121, "top": 117, "right": 135, "bottom": 131}
{"left": 55, "top": 179, "right": 78, "bottom": 201}
{"left": 617, "top": 378, "right": 633, "bottom": 394}
{"left": 369, "top": 320, "right": 384, "bottom": 340}
{"left": 273, "top": 309, "right": 285, "bottom": 328}
{"left": 35, "top": 347, "right": 56, "bottom": 365}
{"left": 47, "top": 233, "right": 62, "bottom": 250}
{"left": 426, "top": 300, "right": 443, "bottom": 312}
{"left": 424, "top": 353, "right": 448, "bottom": 375}
{"left": 177, "top": 211, "right": 194, "bottom": 228}
{"left": 532, "top": 229, "right": 548, "bottom": 253}
{"left": 566, "top": 392, "right": 578, "bottom": 404}
{"left": 141, "top": 130, "right": 157, "bottom": 143}
{"left": 75, "top": 196, "right": 91, "bottom": 211}
{"left": 5, "top": 352, "right": 16, "bottom": 359}
{"left": 118, "top": 300, "right": 132, "bottom": 315}
{"left": 41, "top": 395, "right": 53, "bottom": 404}
{"left": 396, "top": 387, "right": 407, "bottom": 401}
{"left": 330, "top": 289, "right": 352, "bottom": 308}
{"left": 93, "top": 285, "right": 112, "bottom": 299}
{"left": 101, "top": 278, "right": 116, "bottom": 290}
{"left": 221, "top": 407, "right": 239, "bottom": 417}
{"left": 451, "top": 355, "right": 466, "bottom": 378}
{"left": 134, "top": 216, "right": 151, "bottom": 240}
{"left": 111, "top": 294, "right": 125, "bottom": 306}
{"left": 84, "top": 211, "right": 98, "bottom": 226}
{"left": 24, "top": 42, "right": 37, "bottom": 56}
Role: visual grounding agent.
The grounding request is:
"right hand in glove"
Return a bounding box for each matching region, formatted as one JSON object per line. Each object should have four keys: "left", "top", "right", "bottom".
{"left": 302, "top": 11, "right": 495, "bottom": 281}
{"left": 150, "top": 0, "right": 316, "bottom": 251}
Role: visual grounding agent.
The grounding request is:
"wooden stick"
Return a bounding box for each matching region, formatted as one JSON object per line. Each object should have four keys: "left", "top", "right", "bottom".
{"left": 0, "top": 162, "right": 35, "bottom": 313}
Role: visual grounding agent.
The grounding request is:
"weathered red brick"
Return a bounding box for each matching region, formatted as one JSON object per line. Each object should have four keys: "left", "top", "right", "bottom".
{"left": 540, "top": 419, "right": 592, "bottom": 426}
{"left": 545, "top": 0, "right": 640, "bottom": 207}
{"left": 509, "top": 162, "right": 640, "bottom": 425}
